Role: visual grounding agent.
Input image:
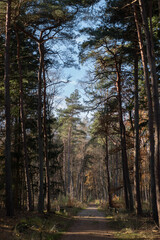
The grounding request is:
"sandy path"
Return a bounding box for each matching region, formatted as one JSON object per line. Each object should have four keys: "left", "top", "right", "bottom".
{"left": 60, "top": 205, "right": 116, "bottom": 240}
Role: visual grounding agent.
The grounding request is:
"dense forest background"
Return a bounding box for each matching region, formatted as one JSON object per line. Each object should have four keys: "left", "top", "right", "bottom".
{"left": 1, "top": 0, "right": 160, "bottom": 227}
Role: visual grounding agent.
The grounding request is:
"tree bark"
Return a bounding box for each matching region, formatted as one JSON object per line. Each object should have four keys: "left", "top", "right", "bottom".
{"left": 67, "top": 126, "right": 71, "bottom": 196}
{"left": 63, "top": 139, "right": 67, "bottom": 195}
{"left": 4, "top": 0, "right": 14, "bottom": 216}
{"left": 76, "top": 152, "right": 86, "bottom": 200}
{"left": 133, "top": 2, "right": 158, "bottom": 223}
{"left": 41, "top": 44, "right": 50, "bottom": 212}
{"left": 134, "top": 50, "right": 142, "bottom": 215}
{"left": 115, "top": 60, "right": 134, "bottom": 211}
{"left": 81, "top": 170, "right": 84, "bottom": 202}
{"left": 138, "top": 0, "right": 160, "bottom": 224}
{"left": 38, "top": 42, "right": 44, "bottom": 213}
{"left": 16, "top": 30, "right": 33, "bottom": 211}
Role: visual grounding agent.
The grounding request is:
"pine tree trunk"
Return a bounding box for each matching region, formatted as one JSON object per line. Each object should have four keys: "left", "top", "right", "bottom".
{"left": 67, "top": 126, "right": 71, "bottom": 196}
{"left": 76, "top": 172, "right": 80, "bottom": 200}
{"left": 4, "top": 0, "right": 14, "bottom": 216}
{"left": 138, "top": 0, "right": 160, "bottom": 224}
{"left": 133, "top": 2, "right": 158, "bottom": 223}
{"left": 81, "top": 171, "right": 84, "bottom": 202}
{"left": 13, "top": 118, "right": 21, "bottom": 209}
{"left": 41, "top": 44, "right": 50, "bottom": 212}
{"left": 76, "top": 154, "right": 86, "bottom": 200}
{"left": 16, "top": 30, "right": 33, "bottom": 211}
{"left": 115, "top": 61, "right": 134, "bottom": 211}
{"left": 38, "top": 42, "right": 44, "bottom": 213}
{"left": 63, "top": 140, "right": 67, "bottom": 195}
{"left": 134, "top": 51, "right": 142, "bottom": 215}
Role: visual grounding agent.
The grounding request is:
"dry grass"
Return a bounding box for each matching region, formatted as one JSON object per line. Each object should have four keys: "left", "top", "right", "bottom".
{"left": 99, "top": 201, "right": 160, "bottom": 240}
{"left": 0, "top": 198, "right": 84, "bottom": 240}
{"left": 0, "top": 209, "right": 71, "bottom": 240}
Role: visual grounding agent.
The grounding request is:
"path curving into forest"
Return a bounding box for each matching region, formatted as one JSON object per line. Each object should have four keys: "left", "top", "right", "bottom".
{"left": 60, "top": 204, "right": 116, "bottom": 240}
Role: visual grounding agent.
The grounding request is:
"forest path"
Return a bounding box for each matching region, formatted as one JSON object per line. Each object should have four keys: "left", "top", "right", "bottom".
{"left": 60, "top": 204, "right": 116, "bottom": 240}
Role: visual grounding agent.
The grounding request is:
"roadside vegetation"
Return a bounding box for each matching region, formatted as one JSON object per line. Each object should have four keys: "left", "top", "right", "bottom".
{"left": 100, "top": 199, "right": 160, "bottom": 240}
{"left": 0, "top": 196, "right": 85, "bottom": 240}
{"left": 1, "top": 197, "right": 160, "bottom": 240}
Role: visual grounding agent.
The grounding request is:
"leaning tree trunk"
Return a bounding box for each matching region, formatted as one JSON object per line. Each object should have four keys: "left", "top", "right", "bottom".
{"left": 115, "top": 60, "right": 134, "bottom": 212}
{"left": 134, "top": 50, "right": 142, "bottom": 215}
{"left": 16, "top": 30, "right": 33, "bottom": 211}
{"left": 138, "top": 0, "right": 160, "bottom": 225}
{"left": 38, "top": 42, "right": 44, "bottom": 213}
{"left": 42, "top": 44, "right": 50, "bottom": 212}
{"left": 4, "top": 0, "right": 14, "bottom": 217}
{"left": 133, "top": 2, "right": 158, "bottom": 223}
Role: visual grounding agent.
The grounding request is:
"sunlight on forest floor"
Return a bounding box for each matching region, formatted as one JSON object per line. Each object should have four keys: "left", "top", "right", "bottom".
{"left": 74, "top": 215, "right": 106, "bottom": 219}
{"left": 103, "top": 210, "right": 160, "bottom": 240}
{"left": 64, "top": 230, "right": 113, "bottom": 236}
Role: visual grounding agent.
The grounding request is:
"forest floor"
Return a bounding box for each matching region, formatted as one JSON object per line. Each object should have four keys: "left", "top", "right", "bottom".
{"left": 0, "top": 204, "right": 160, "bottom": 240}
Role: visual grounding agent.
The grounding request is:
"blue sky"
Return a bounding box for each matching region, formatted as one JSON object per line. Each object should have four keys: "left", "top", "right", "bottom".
{"left": 63, "top": 66, "right": 87, "bottom": 95}
{"left": 55, "top": 65, "right": 88, "bottom": 110}
{"left": 53, "top": 0, "right": 106, "bottom": 113}
{"left": 56, "top": 63, "right": 94, "bottom": 120}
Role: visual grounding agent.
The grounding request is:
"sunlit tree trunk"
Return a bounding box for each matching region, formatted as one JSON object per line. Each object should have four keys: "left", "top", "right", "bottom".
{"left": 133, "top": 2, "right": 158, "bottom": 223}
{"left": 4, "top": 0, "right": 14, "bottom": 216}
{"left": 138, "top": 0, "right": 160, "bottom": 224}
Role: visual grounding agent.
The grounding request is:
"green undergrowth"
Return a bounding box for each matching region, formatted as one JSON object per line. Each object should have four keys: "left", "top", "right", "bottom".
{"left": 13, "top": 206, "right": 83, "bottom": 240}
{"left": 13, "top": 212, "right": 72, "bottom": 240}
{"left": 12, "top": 196, "right": 85, "bottom": 240}
{"left": 98, "top": 199, "right": 160, "bottom": 239}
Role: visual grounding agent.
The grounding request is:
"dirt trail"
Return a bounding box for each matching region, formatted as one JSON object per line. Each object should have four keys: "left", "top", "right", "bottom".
{"left": 60, "top": 204, "right": 116, "bottom": 240}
